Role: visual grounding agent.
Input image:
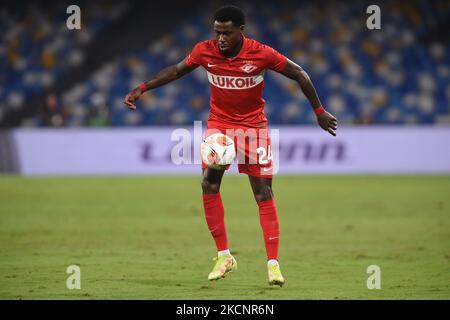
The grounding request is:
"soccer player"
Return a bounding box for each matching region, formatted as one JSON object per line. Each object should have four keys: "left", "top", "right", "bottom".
{"left": 124, "top": 5, "right": 337, "bottom": 287}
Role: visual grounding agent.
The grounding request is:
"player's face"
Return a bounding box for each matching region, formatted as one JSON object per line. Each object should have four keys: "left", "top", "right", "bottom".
{"left": 214, "top": 21, "right": 244, "bottom": 54}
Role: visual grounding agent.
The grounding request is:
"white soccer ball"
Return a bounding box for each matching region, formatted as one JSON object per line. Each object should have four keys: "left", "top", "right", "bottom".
{"left": 200, "top": 133, "right": 236, "bottom": 169}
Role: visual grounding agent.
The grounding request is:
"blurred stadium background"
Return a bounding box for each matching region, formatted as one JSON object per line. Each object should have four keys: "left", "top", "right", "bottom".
{"left": 0, "top": 0, "right": 449, "bottom": 299}
{"left": 0, "top": 0, "right": 449, "bottom": 128}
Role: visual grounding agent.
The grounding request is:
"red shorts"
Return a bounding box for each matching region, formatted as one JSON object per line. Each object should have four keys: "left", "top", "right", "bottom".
{"left": 201, "top": 120, "right": 274, "bottom": 178}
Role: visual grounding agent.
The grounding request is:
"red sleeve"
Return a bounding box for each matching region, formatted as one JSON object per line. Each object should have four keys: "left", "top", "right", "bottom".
{"left": 264, "top": 46, "right": 288, "bottom": 72}
{"left": 185, "top": 42, "right": 203, "bottom": 67}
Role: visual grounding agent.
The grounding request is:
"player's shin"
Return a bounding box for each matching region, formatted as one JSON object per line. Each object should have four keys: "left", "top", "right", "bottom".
{"left": 258, "top": 199, "right": 280, "bottom": 261}
{"left": 202, "top": 193, "right": 229, "bottom": 252}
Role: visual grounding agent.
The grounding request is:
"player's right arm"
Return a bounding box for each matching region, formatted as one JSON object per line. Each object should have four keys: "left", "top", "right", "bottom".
{"left": 124, "top": 60, "right": 198, "bottom": 110}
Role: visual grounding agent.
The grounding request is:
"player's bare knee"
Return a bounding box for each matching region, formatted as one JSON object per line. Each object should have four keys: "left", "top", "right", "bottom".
{"left": 201, "top": 179, "right": 220, "bottom": 194}
{"left": 254, "top": 190, "right": 273, "bottom": 203}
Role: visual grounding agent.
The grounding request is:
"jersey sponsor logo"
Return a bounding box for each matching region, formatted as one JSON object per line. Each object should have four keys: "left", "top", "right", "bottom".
{"left": 206, "top": 71, "right": 264, "bottom": 90}
{"left": 241, "top": 63, "right": 257, "bottom": 73}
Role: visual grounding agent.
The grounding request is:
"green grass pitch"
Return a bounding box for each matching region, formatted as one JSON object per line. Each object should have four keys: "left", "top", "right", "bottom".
{"left": 0, "top": 175, "right": 449, "bottom": 299}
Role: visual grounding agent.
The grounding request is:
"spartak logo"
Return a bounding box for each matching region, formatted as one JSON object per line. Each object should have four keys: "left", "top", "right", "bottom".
{"left": 241, "top": 63, "right": 257, "bottom": 73}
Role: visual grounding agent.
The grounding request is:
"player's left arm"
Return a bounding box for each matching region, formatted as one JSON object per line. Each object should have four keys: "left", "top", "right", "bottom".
{"left": 280, "top": 59, "right": 338, "bottom": 136}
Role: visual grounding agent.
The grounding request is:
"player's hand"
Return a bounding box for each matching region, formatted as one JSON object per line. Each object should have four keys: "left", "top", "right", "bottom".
{"left": 124, "top": 88, "right": 143, "bottom": 111}
{"left": 317, "top": 111, "right": 338, "bottom": 136}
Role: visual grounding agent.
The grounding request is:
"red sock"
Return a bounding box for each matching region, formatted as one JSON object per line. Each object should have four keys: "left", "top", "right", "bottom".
{"left": 202, "top": 193, "right": 228, "bottom": 251}
{"left": 258, "top": 199, "right": 279, "bottom": 260}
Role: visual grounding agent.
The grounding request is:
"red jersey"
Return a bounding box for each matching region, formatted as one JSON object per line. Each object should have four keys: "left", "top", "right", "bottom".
{"left": 185, "top": 36, "right": 288, "bottom": 128}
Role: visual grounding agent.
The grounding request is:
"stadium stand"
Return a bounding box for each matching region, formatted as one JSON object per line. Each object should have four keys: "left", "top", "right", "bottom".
{"left": 1, "top": 0, "right": 449, "bottom": 127}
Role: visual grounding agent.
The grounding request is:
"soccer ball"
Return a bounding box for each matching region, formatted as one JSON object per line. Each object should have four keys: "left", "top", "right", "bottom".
{"left": 200, "top": 133, "right": 236, "bottom": 169}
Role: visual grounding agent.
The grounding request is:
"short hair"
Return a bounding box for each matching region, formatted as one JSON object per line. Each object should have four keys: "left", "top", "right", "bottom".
{"left": 213, "top": 5, "right": 245, "bottom": 27}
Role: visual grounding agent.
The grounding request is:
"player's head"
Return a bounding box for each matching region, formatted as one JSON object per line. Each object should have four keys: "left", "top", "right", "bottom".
{"left": 213, "top": 5, "right": 245, "bottom": 54}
